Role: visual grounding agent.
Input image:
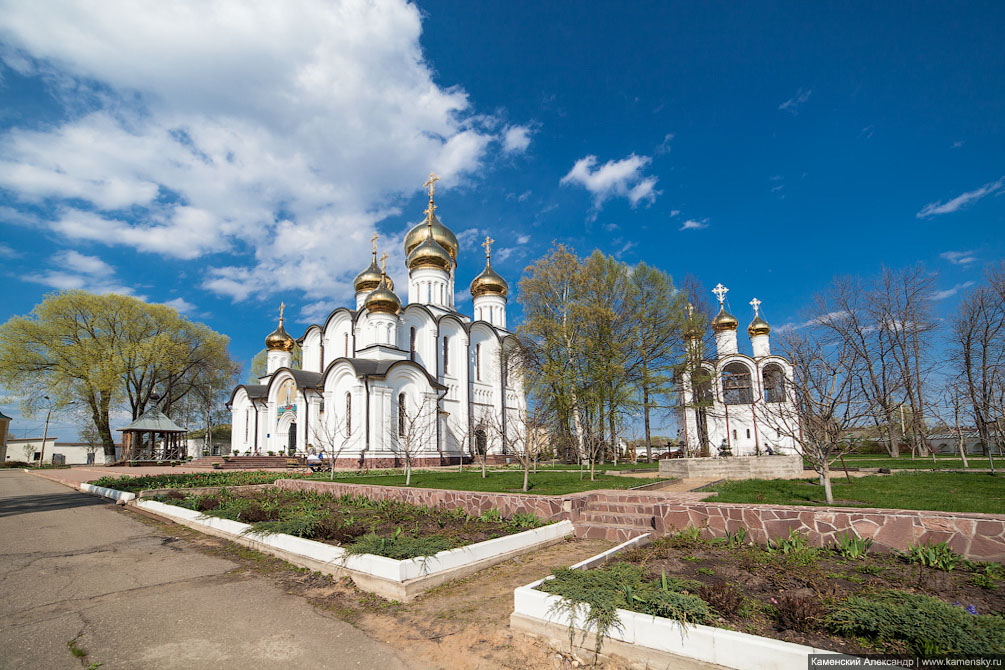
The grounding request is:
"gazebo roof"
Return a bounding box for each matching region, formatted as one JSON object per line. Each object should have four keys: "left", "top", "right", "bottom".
{"left": 118, "top": 405, "right": 186, "bottom": 433}
{"left": 0, "top": 409, "right": 12, "bottom": 421}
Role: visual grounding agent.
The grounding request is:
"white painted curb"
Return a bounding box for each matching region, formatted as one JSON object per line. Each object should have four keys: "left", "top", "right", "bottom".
{"left": 513, "top": 534, "right": 836, "bottom": 670}
{"left": 80, "top": 482, "right": 137, "bottom": 503}
{"left": 137, "top": 498, "right": 574, "bottom": 583}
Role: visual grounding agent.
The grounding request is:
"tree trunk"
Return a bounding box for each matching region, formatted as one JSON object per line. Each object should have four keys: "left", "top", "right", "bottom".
{"left": 522, "top": 460, "right": 529, "bottom": 492}
{"left": 821, "top": 465, "right": 835, "bottom": 504}
{"left": 405, "top": 460, "right": 412, "bottom": 486}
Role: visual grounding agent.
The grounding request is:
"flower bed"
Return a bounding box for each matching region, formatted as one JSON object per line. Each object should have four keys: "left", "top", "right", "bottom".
{"left": 516, "top": 527, "right": 1004, "bottom": 667}
{"left": 154, "top": 487, "right": 549, "bottom": 559}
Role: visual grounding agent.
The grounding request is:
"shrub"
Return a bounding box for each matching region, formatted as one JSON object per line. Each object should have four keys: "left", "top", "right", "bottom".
{"left": 700, "top": 580, "right": 744, "bottom": 616}
{"left": 163, "top": 489, "right": 186, "bottom": 501}
{"left": 196, "top": 495, "right": 221, "bottom": 512}
{"left": 901, "top": 541, "right": 960, "bottom": 572}
{"left": 238, "top": 502, "right": 276, "bottom": 523}
{"left": 775, "top": 594, "right": 822, "bottom": 632}
{"left": 313, "top": 517, "right": 366, "bottom": 544}
{"left": 346, "top": 530, "right": 453, "bottom": 560}
{"left": 833, "top": 533, "right": 872, "bottom": 560}
{"left": 825, "top": 591, "right": 1005, "bottom": 654}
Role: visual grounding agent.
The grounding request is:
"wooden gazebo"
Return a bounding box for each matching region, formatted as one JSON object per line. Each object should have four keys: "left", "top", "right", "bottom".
{"left": 118, "top": 404, "right": 187, "bottom": 462}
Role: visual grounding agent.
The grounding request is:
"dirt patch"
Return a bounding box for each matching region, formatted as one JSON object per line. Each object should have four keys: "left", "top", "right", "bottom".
{"left": 121, "top": 505, "right": 631, "bottom": 669}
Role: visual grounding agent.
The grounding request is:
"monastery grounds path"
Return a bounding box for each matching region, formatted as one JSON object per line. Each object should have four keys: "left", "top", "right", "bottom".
{"left": 0, "top": 470, "right": 416, "bottom": 670}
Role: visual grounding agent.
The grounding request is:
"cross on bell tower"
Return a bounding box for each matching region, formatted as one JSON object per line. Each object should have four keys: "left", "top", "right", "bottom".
{"left": 712, "top": 283, "right": 729, "bottom": 306}
{"left": 750, "top": 297, "right": 762, "bottom": 316}
{"left": 482, "top": 235, "right": 494, "bottom": 260}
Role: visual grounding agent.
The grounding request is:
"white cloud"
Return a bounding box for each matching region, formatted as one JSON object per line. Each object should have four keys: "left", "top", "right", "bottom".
{"left": 501, "top": 125, "right": 532, "bottom": 154}
{"left": 951, "top": 140, "right": 965, "bottom": 149}
{"left": 455, "top": 227, "right": 485, "bottom": 251}
{"left": 940, "top": 250, "right": 978, "bottom": 266}
{"left": 669, "top": 209, "right": 680, "bottom": 217}
{"left": 917, "top": 177, "right": 1004, "bottom": 218}
{"left": 778, "top": 88, "right": 812, "bottom": 114}
{"left": 679, "top": 218, "right": 708, "bottom": 231}
{"left": 29, "top": 250, "right": 141, "bottom": 297}
{"left": 932, "top": 281, "right": 976, "bottom": 301}
{"left": 516, "top": 234, "right": 530, "bottom": 244}
{"left": 655, "top": 133, "right": 674, "bottom": 154}
{"left": 0, "top": 0, "right": 521, "bottom": 303}
{"left": 0, "top": 243, "right": 20, "bottom": 258}
{"left": 560, "top": 154, "right": 659, "bottom": 208}
{"left": 162, "top": 297, "right": 196, "bottom": 315}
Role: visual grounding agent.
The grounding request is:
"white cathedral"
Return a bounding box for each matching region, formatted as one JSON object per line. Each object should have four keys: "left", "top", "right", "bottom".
{"left": 678, "top": 284, "right": 799, "bottom": 457}
{"left": 227, "top": 174, "right": 525, "bottom": 466}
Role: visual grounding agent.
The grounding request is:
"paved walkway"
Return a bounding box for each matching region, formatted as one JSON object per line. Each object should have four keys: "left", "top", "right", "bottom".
{"left": 0, "top": 470, "right": 417, "bottom": 670}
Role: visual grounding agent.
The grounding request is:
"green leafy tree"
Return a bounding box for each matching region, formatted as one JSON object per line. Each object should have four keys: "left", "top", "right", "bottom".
{"left": 0, "top": 290, "right": 240, "bottom": 457}
{"left": 248, "top": 344, "right": 303, "bottom": 382}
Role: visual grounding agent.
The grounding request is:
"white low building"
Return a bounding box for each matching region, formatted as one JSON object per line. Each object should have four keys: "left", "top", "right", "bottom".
{"left": 2, "top": 437, "right": 118, "bottom": 465}
{"left": 227, "top": 174, "right": 526, "bottom": 466}
{"left": 678, "top": 286, "right": 800, "bottom": 456}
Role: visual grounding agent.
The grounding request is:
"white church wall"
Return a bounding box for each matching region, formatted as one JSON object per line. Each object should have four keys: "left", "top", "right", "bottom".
{"left": 302, "top": 327, "right": 322, "bottom": 373}
{"left": 323, "top": 311, "right": 354, "bottom": 361}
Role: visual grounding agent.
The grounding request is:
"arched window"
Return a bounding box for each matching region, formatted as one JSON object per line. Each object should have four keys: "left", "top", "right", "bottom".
{"left": 344, "top": 332, "right": 349, "bottom": 357}
{"left": 475, "top": 343, "right": 482, "bottom": 381}
{"left": 722, "top": 362, "right": 753, "bottom": 405}
{"left": 442, "top": 336, "right": 449, "bottom": 375}
{"left": 475, "top": 428, "right": 487, "bottom": 455}
{"left": 345, "top": 392, "right": 352, "bottom": 434}
{"left": 398, "top": 393, "right": 406, "bottom": 436}
{"left": 763, "top": 364, "right": 785, "bottom": 403}
{"left": 410, "top": 327, "right": 416, "bottom": 361}
{"left": 244, "top": 408, "right": 250, "bottom": 442}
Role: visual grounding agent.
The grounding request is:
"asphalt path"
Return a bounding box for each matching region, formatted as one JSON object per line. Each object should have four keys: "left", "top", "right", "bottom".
{"left": 0, "top": 470, "right": 416, "bottom": 670}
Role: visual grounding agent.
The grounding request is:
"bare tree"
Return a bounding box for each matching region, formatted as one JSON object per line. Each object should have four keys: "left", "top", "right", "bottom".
{"left": 949, "top": 274, "right": 1004, "bottom": 466}
{"left": 757, "top": 328, "right": 866, "bottom": 504}
{"left": 310, "top": 400, "right": 355, "bottom": 480}
{"left": 387, "top": 392, "right": 436, "bottom": 486}
{"left": 489, "top": 400, "right": 545, "bottom": 492}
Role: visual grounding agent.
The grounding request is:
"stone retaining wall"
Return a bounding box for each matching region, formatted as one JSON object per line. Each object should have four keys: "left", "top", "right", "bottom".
{"left": 654, "top": 501, "right": 1005, "bottom": 561}
{"left": 274, "top": 479, "right": 587, "bottom": 521}
{"left": 658, "top": 454, "right": 805, "bottom": 480}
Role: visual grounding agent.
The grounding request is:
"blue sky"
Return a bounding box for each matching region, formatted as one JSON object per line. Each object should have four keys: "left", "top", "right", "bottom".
{"left": 1, "top": 1, "right": 1003, "bottom": 439}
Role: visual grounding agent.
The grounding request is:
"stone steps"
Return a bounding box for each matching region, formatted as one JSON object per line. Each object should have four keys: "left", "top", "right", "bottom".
{"left": 578, "top": 510, "right": 656, "bottom": 528}
{"left": 574, "top": 522, "right": 646, "bottom": 543}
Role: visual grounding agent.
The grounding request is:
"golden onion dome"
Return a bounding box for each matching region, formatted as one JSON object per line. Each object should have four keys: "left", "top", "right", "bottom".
{"left": 470, "top": 260, "right": 508, "bottom": 298}
{"left": 353, "top": 257, "right": 383, "bottom": 293}
{"left": 265, "top": 318, "right": 295, "bottom": 352}
{"left": 364, "top": 274, "right": 401, "bottom": 315}
{"left": 684, "top": 321, "right": 704, "bottom": 339}
{"left": 406, "top": 223, "right": 452, "bottom": 271}
{"left": 404, "top": 212, "right": 458, "bottom": 261}
{"left": 748, "top": 314, "right": 771, "bottom": 337}
{"left": 711, "top": 307, "right": 739, "bottom": 333}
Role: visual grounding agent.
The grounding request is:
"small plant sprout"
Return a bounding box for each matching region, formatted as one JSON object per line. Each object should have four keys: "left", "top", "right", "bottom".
{"left": 834, "top": 533, "right": 873, "bottom": 560}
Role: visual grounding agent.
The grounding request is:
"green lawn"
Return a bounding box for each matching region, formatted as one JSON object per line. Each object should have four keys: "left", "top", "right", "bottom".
{"left": 702, "top": 471, "right": 1004, "bottom": 514}
{"left": 91, "top": 468, "right": 669, "bottom": 496}
{"left": 832, "top": 454, "right": 997, "bottom": 470}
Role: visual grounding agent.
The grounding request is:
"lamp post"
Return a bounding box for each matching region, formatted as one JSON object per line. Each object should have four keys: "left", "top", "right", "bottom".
{"left": 38, "top": 395, "right": 52, "bottom": 468}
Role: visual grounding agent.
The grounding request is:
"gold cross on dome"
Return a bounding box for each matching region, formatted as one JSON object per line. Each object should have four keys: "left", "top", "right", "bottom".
{"left": 482, "top": 235, "right": 494, "bottom": 259}
{"left": 750, "top": 297, "right": 762, "bottom": 316}
{"left": 712, "top": 283, "right": 728, "bottom": 306}
{"left": 371, "top": 231, "right": 379, "bottom": 256}
{"left": 423, "top": 172, "right": 440, "bottom": 199}
{"left": 424, "top": 200, "right": 437, "bottom": 218}
{"left": 279, "top": 301, "right": 286, "bottom": 321}
{"left": 379, "top": 251, "right": 389, "bottom": 274}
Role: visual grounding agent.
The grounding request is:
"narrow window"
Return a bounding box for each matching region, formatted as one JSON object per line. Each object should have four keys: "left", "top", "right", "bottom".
{"left": 746, "top": 429, "right": 751, "bottom": 439}
{"left": 244, "top": 409, "right": 250, "bottom": 441}
{"left": 444, "top": 336, "right": 451, "bottom": 374}
{"left": 345, "top": 393, "right": 352, "bottom": 434}
{"left": 344, "top": 332, "right": 349, "bottom": 357}
{"left": 732, "top": 429, "right": 737, "bottom": 440}
{"left": 398, "top": 393, "right": 406, "bottom": 436}
{"left": 410, "top": 327, "right": 416, "bottom": 361}
{"left": 475, "top": 343, "right": 482, "bottom": 381}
